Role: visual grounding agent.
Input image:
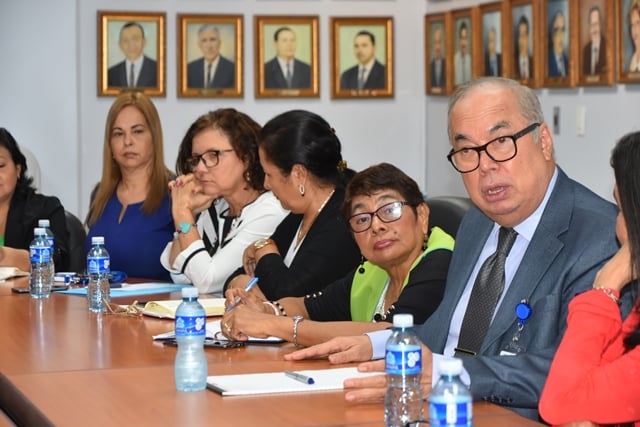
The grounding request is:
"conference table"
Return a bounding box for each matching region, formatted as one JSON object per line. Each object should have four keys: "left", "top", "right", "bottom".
{"left": 0, "top": 278, "right": 545, "bottom": 426}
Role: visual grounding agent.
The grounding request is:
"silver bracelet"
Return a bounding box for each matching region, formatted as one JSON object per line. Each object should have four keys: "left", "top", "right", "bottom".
{"left": 292, "top": 315, "right": 304, "bottom": 347}
{"left": 593, "top": 286, "right": 620, "bottom": 304}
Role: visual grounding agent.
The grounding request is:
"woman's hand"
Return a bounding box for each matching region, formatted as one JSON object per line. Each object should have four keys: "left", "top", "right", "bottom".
{"left": 169, "top": 174, "right": 214, "bottom": 216}
{"left": 284, "top": 335, "right": 374, "bottom": 363}
{"left": 224, "top": 284, "right": 268, "bottom": 313}
{"left": 221, "top": 305, "right": 276, "bottom": 341}
{"left": 594, "top": 243, "right": 634, "bottom": 293}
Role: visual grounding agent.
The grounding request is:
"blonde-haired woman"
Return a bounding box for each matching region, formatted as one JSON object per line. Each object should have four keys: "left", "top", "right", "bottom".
{"left": 86, "top": 91, "right": 174, "bottom": 281}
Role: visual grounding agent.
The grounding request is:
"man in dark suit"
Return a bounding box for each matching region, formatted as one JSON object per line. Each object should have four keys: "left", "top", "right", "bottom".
{"left": 548, "top": 11, "right": 569, "bottom": 77}
{"left": 285, "top": 77, "right": 624, "bottom": 421}
{"left": 582, "top": 6, "right": 607, "bottom": 75}
{"left": 514, "top": 15, "right": 533, "bottom": 80}
{"left": 340, "top": 30, "right": 386, "bottom": 90}
{"left": 484, "top": 27, "right": 502, "bottom": 76}
{"left": 263, "top": 27, "right": 311, "bottom": 89}
{"left": 108, "top": 22, "right": 157, "bottom": 88}
{"left": 187, "top": 24, "right": 235, "bottom": 89}
{"left": 430, "top": 27, "right": 446, "bottom": 87}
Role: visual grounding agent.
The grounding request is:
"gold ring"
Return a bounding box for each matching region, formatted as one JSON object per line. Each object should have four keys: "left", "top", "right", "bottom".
{"left": 224, "top": 323, "right": 232, "bottom": 334}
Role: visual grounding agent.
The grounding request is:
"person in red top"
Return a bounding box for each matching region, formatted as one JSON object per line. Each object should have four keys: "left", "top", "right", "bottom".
{"left": 539, "top": 131, "right": 640, "bottom": 426}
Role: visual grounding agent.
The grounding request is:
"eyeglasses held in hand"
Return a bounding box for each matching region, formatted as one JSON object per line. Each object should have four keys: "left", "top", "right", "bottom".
{"left": 186, "top": 149, "right": 234, "bottom": 170}
{"left": 348, "top": 201, "right": 413, "bottom": 233}
{"left": 446, "top": 122, "right": 540, "bottom": 173}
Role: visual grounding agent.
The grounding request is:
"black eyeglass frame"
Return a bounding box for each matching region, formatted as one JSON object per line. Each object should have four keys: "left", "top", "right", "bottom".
{"left": 446, "top": 122, "right": 541, "bottom": 174}
{"left": 186, "top": 149, "right": 234, "bottom": 170}
{"left": 347, "top": 201, "right": 413, "bottom": 233}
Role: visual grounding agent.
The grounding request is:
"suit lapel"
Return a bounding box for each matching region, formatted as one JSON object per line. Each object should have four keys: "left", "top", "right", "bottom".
{"left": 482, "top": 169, "right": 572, "bottom": 352}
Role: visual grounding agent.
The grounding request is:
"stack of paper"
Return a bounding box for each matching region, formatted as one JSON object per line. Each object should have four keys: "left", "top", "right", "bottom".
{"left": 142, "top": 298, "right": 226, "bottom": 319}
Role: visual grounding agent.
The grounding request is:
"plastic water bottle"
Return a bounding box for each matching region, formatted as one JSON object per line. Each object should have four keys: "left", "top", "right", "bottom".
{"left": 29, "top": 227, "right": 53, "bottom": 298}
{"left": 38, "top": 219, "right": 55, "bottom": 277}
{"left": 384, "top": 313, "right": 423, "bottom": 427}
{"left": 428, "top": 358, "right": 473, "bottom": 427}
{"left": 174, "top": 287, "right": 208, "bottom": 391}
{"left": 86, "top": 236, "right": 110, "bottom": 312}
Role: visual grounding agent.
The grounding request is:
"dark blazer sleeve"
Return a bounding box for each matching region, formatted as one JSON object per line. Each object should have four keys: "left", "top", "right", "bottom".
{"left": 255, "top": 191, "right": 361, "bottom": 300}
{"left": 5, "top": 192, "right": 71, "bottom": 271}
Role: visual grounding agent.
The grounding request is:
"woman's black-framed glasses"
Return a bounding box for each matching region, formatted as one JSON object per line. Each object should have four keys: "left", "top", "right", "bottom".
{"left": 348, "top": 201, "right": 412, "bottom": 233}
{"left": 186, "top": 149, "right": 234, "bottom": 170}
{"left": 446, "top": 122, "right": 541, "bottom": 173}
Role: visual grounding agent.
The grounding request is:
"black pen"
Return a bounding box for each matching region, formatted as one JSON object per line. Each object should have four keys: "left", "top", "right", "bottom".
{"left": 284, "top": 370, "right": 315, "bottom": 385}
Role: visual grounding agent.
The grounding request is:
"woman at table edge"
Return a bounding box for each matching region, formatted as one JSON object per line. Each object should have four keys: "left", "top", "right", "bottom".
{"left": 539, "top": 131, "right": 640, "bottom": 426}
{"left": 222, "top": 163, "right": 454, "bottom": 348}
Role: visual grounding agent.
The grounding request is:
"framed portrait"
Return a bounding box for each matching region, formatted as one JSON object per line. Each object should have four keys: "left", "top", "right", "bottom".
{"left": 450, "top": 8, "right": 477, "bottom": 88}
{"left": 478, "top": 3, "right": 507, "bottom": 79}
{"left": 177, "top": 14, "right": 243, "bottom": 98}
{"left": 542, "top": 0, "right": 577, "bottom": 87}
{"left": 97, "top": 11, "right": 165, "bottom": 97}
{"left": 330, "top": 17, "right": 394, "bottom": 99}
{"left": 254, "top": 15, "right": 319, "bottom": 98}
{"left": 508, "top": 0, "right": 542, "bottom": 87}
{"left": 425, "top": 13, "right": 452, "bottom": 95}
{"left": 617, "top": 0, "right": 640, "bottom": 83}
{"left": 577, "top": 1, "right": 614, "bottom": 85}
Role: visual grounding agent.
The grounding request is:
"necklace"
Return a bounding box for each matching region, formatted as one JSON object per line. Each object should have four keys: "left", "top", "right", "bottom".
{"left": 295, "top": 188, "right": 335, "bottom": 249}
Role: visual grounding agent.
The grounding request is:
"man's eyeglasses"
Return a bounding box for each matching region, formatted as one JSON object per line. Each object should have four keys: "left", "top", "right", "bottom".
{"left": 348, "top": 201, "right": 413, "bottom": 233}
{"left": 446, "top": 122, "right": 540, "bottom": 174}
{"left": 186, "top": 149, "right": 234, "bottom": 169}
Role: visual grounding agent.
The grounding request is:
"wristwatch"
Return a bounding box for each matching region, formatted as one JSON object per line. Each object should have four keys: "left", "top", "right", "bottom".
{"left": 253, "top": 238, "right": 273, "bottom": 250}
{"left": 176, "top": 221, "right": 196, "bottom": 234}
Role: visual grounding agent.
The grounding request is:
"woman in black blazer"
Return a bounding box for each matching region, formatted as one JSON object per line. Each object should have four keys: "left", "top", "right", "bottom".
{"left": 225, "top": 110, "right": 360, "bottom": 300}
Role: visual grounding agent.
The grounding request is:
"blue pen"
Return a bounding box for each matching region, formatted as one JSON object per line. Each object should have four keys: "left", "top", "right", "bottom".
{"left": 226, "top": 277, "right": 259, "bottom": 311}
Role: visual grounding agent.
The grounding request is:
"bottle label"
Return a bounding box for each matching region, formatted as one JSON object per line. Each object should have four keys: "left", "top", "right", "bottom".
{"left": 175, "top": 315, "right": 206, "bottom": 336}
{"left": 385, "top": 344, "right": 421, "bottom": 375}
{"left": 429, "top": 401, "right": 472, "bottom": 426}
{"left": 30, "top": 246, "right": 51, "bottom": 263}
{"left": 87, "top": 256, "right": 109, "bottom": 274}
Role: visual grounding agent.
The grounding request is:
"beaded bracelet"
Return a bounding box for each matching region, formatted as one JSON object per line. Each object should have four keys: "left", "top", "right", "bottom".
{"left": 263, "top": 301, "right": 279, "bottom": 316}
{"left": 271, "top": 300, "right": 287, "bottom": 317}
{"left": 593, "top": 286, "right": 620, "bottom": 304}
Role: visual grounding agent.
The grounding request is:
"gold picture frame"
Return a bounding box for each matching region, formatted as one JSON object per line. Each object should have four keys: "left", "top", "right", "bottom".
{"left": 177, "top": 14, "right": 243, "bottom": 98}
{"left": 330, "top": 17, "right": 394, "bottom": 99}
{"left": 97, "top": 11, "right": 166, "bottom": 97}
{"left": 254, "top": 15, "right": 319, "bottom": 98}
{"left": 425, "top": 13, "right": 452, "bottom": 96}
{"left": 478, "top": 2, "right": 508, "bottom": 79}
{"left": 577, "top": 0, "right": 614, "bottom": 86}
{"left": 450, "top": 8, "right": 477, "bottom": 89}
{"left": 617, "top": 0, "right": 640, "bottom": 83}
{"left": 507, "top": 0, "right": 542, "bottom": 88}
{"left": 542, "top": 0, "right": 577, "bottom": 88}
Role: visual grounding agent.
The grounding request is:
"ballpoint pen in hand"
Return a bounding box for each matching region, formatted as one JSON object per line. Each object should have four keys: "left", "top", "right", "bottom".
{"left": 226, "top": 277, "right": 259, "bottom": 311}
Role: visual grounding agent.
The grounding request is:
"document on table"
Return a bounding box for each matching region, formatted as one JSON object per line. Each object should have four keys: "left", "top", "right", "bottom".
{"left": 206, "top": 367, "right": 380, "bottom": 396}
{"left": 141, "top": 298, "right": 226, "bottom": 319}
{"left": 152, "top": 319, "right": 284, "bottom": 343}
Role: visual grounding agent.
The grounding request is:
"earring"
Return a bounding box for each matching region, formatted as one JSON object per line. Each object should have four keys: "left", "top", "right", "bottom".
{"left": 299, "top": 184, "right": 305, "bottom": 196}
{"left": 244, "top": 171, "right": 251, "bottom": 183}
{"left": 423, "top": 233, "right": 429, "bottom": 250}
{"left": 358, "top": 255, "right": 366, "bottom": 274}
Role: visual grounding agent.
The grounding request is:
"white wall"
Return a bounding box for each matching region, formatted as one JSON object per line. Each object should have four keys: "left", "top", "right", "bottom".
{"left": 2, "top": 0, "right": 637, "bottom": 222}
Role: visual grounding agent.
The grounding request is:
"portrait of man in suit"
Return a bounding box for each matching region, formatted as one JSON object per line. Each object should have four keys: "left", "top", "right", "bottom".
{"left": 340, "top": 30, "right": 386, "bottom": 90}
{"left": 187, "top": 24, "right": 235, "bottom": 89}
{"left": 582, "top": 6, "right": 607, "bottom": 75}
{"left": 454, "top": 20, "right": 472, "bottom": 85}
{"left": 107, "top": 22, "right": 158, "bottom": 88}
{"left": 430, "top": 26, "right": 446, "bottom": 88}
{"left": 514, "top": 13, "right": 533, "bottom": 80}
{"left": 548, "top": 9, "right": 569, "bottom": 77}
{"left": 263, "top": 27, "right": 311, "bottom": 89}
{"left": 484, "top": 27, "right": 502, "bottom": 77}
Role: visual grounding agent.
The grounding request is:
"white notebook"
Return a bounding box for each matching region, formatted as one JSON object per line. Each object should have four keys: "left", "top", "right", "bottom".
{"left": 206, "top": 367, "right": 380, "bottom": 396}
{"left": 152, "top": 319, "right": 284, "bottom": 343}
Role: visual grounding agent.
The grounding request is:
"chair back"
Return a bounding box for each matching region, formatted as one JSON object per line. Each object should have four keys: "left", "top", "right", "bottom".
{"left": 65, "top": 210, "right": 87, "bottom": 273}
{"left": 426, "top": 196, "right": 474, "bottom": 238}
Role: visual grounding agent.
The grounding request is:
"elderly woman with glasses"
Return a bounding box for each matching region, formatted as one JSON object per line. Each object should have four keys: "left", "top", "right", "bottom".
{"left": 220, "top": 163, "right": 454, "bottom": 347}
{"left": 160, "top": 109, "right": 287, "bottom": 294}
